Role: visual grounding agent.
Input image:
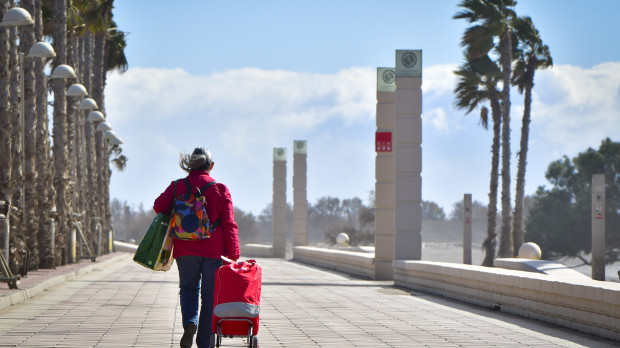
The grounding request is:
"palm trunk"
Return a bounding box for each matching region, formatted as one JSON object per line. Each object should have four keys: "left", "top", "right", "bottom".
{"left": 0, "top": 1, "right": 13, "bottom": 229}
{"left": 497, "top": 28, "right": 513, "bottom": 258}
{"left": 52, "top": 0, "right": 70, "bottom": 266}
{"left": 93, "top": 31, "right": 107, "bottom": 253}
{"left": 76, "top": 35, "right": 87, "bottom": 245}
{"left": 66, "top": 35, "right": 77, "bottom": 206}
{"left": 84, "top": 31, "right": 97, "bottom": 254}
{"left": 20, "top": 0, "right": 39, "bottom": 269}
{"left": 512, "top": 61, "right": 536, "bottom": 255}
{"left": 34, "top": 0, "right": 54, "bottom": 269}
{"left": 482, "top": 90, "right": 501, "bottom": 266}
{"left": 8, "top": 5, "right": 22, "bottom": 273}
{"left": 102, "top": 57, "right": 111, "bottom": 254}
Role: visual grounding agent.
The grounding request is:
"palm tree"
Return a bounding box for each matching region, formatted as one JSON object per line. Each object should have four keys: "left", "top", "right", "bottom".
{"left": 510, "top": 16, "right": 552, "bottom": 254}
{"left": 51, "top": 0, "right": 71, "bottom": 265}
{"left": 454, "top": 0, "right": 517, "bottom": 258}
{"left": 84, "top": 0, "right": 111, "bottom": 252}
{"left": 70, "top": 0, "right": 98, "bottom": 253}
{"left": 20, "top": 0, "right": 40, "bottom": 269}
{"left": 453, "top": 57, "right": 502, "bottom": 266}
{"left": 64, "top": 2, "right": 84, "bottom": 257}
{"left": 8, "top": 0, "right": 23, "bottom": 272}
{"left": 90, "top": 0, "right": 117, "bottom": 252}
{"left": 34, "top": 0, "right": 55, "bottom": 268}
{"left": 0, "top": 2, "right": 14, "bottom": 235}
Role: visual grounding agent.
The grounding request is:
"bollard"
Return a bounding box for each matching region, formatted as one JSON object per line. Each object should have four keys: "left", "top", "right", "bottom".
{"left": 94, "top": 219, "right": 102, "bottom": 257}
{"left": 70, "top": 228, "right": 77, "bottom": 263}
{"left": 0, "top": 200, "right": 8, "bottom": 264}
{"left": 108, "top": 229, "right": 113, "bottom": 253}
{"left": 463, "top": 194, "right": 472, "bottom": 265}
{"left": 50, "top": 218, "right": 55, "bottom": 267}
{"left": 1, "top": 213, "right": 8, "bottom": 265}
{"left": 591, "top": 174, "right": 606, "bottom": 281}
{"left": 111, "top": 226, "right": 116, "bottom": 252}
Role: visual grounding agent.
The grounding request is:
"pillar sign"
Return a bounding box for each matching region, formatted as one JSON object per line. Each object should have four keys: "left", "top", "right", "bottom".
{"left": 294, "top": 140, "right": 307, "bottom": 155}
{"left": 377, "top": 68, "right": 396, "bottom": 93}
{"left": 274, "top": 148, "right": 287, "bottom": 161}
{"left": 375, "top": 132, "right": 392, "bottom": 152}
{"left": 395, "top": 50, "right": 422, "bottom": 77}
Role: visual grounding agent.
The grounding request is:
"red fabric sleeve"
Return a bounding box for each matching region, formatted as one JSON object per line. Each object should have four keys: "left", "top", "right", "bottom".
{"left": 153, "top": 180, "right": 176, "bottom": 215}
{"left": 214, "top": 183, "right": 240, "bottom": 260}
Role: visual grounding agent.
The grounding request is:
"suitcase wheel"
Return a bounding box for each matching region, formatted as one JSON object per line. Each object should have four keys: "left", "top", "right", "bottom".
{"left": 249, "top": 335, "right": 258, "bottom": 348}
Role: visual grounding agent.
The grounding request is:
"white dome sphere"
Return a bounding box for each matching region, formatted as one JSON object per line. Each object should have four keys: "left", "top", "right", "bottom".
{"left": 518, "top": 242, "right": 542, "bottom": 260}
{"left": 336, "top": 233, "right": 350, "bottom": 246}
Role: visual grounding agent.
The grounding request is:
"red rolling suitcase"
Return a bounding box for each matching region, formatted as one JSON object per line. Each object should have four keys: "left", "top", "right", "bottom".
{"left": 211, "top": 257, "right": 262, "bottom": 348}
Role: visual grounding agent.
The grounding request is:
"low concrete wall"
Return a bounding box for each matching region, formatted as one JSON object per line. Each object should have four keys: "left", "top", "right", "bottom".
{"left": 241, "top": 244, "right": 274, "bottom": 258}
{"left": 393, "top": 260, "right": 620, "bottom": 341}
{"left": 494, "top": 258, "right": 592, "bottom": 279}
{"left": 293, "top": 246, "right": 375, "bottom": 279}
{"left": 114, "top": 240, "right": 138, "bottom": 253}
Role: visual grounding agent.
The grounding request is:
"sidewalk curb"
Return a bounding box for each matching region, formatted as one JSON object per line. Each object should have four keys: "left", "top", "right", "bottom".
{"left": 0, "top": 253, "right": 132, "bottom": 311}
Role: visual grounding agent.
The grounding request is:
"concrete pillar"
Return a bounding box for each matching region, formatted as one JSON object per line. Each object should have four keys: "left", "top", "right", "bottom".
{"left": 293, "top": 140, "right": 308, "bottom": 246}
{"left": 272, "top": 148, "right": 287, "bottom": 258}
{"left": 394, "top": 50, "right": 423, "bottom": 260}
{"left": 463, "top": 194, "right": 472, "bottom": 265}
{"left": 591, "top": 174, "right": 606, "bottom": 281}
{"left": 374, "top": 67, "right": 396, "bottom": 280}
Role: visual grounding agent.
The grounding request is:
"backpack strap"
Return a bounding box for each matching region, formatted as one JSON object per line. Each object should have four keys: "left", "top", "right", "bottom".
{"left": 182, "top": 178, "right": 193, "bottom": 199}
{"left": 200, "top": 181, "right": 217, "bottom": 194}
{"left": 171, "top": 179, "right": 179, "bottom": 214}
{"left": 173, "top": 180, "right": 178, "bottom": 200}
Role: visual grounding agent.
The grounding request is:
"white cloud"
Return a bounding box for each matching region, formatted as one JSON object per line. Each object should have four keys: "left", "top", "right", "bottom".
{"left": 422, "top": 64, "right": 459, "bottom": 100}
{"left": 104, "top": 62, "right": 620, "bottom": 215}
{"left": 105, "top": 66, "right": 377, "bottom": 213}
{"left": 531, "top": 62, "right": 620, "bottom": 155}
{"left": 426, "top": 107, "right": 460, "bottom": 134}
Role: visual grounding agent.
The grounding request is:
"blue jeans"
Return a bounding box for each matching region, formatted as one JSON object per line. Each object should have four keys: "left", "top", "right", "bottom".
{"left": 176, "top": 255, "right": 223, "bottom": 348}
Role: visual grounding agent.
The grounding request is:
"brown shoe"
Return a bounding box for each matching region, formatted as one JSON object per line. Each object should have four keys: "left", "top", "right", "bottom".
{"left": 180, "top": 322, "right": 197, "bottom": 348}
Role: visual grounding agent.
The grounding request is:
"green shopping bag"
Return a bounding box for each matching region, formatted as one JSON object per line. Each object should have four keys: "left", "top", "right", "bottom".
{"left": 133, "top": 213, "right": 174, "bottom": 271}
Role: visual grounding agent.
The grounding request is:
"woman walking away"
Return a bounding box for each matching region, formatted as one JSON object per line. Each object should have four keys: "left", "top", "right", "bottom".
{"left": 154, "top": 147, "right": 240, "bottom": 348}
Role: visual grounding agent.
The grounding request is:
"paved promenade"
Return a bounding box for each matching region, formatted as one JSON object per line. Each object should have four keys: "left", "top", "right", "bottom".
{"left": 0, "top": 253, "right": 617, "bottom": 347}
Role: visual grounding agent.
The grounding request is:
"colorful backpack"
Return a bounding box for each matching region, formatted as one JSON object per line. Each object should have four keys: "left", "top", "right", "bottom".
{"left": 170, "top": 178, "right": 220, "bottom": 240}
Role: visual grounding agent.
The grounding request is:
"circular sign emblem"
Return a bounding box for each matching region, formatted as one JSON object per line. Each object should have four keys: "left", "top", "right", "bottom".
{"left": 276, "top": 148, "right": 285, "bottom": 157}
{"left": 401, "top": 52, "right": 418, "bottom": 68}
{"left": 382, "top": 69, "right": 395, "bottom": 84}
{"left": 296, "top": 142, "right": 305, "bottom": 150}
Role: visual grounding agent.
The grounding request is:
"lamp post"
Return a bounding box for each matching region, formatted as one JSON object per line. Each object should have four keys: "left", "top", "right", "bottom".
{"left": 1, "top": 8, "right": 48, "bottom": 210}
{"left": 87, "top": 111, "right": 105, "bottom": 255}
{"left": 75, "top": 95, "right": 97, "bottom": 256}
{"left": 1, "top": 7, "right": 56, "bottom": 268}
{"left": 95, "top": 122, "right": 121, "bottom": 255}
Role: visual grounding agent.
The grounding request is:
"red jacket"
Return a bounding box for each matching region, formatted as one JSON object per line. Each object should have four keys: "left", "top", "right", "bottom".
{"left": 153, "top": 170, "right": 240, "bottom": 260}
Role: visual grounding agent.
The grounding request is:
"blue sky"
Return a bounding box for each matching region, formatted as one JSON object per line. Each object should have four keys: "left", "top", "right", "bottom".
{"left": 107, "top": 0, "right": 620, "bottom": 216}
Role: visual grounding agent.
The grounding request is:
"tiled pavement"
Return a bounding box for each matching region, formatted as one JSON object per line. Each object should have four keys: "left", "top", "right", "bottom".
{"left": 0, "top": 253, "right": 618, "bottom": 347}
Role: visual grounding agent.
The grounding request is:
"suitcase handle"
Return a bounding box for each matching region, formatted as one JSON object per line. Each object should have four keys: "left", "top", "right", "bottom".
{"left": 221, "top": 256, "right": 238, "bottom": 264}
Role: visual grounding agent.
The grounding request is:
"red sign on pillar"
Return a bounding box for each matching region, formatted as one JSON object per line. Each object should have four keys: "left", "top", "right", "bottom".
{"left": 375, "top": 132, "right": 392, "bottom": 152}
